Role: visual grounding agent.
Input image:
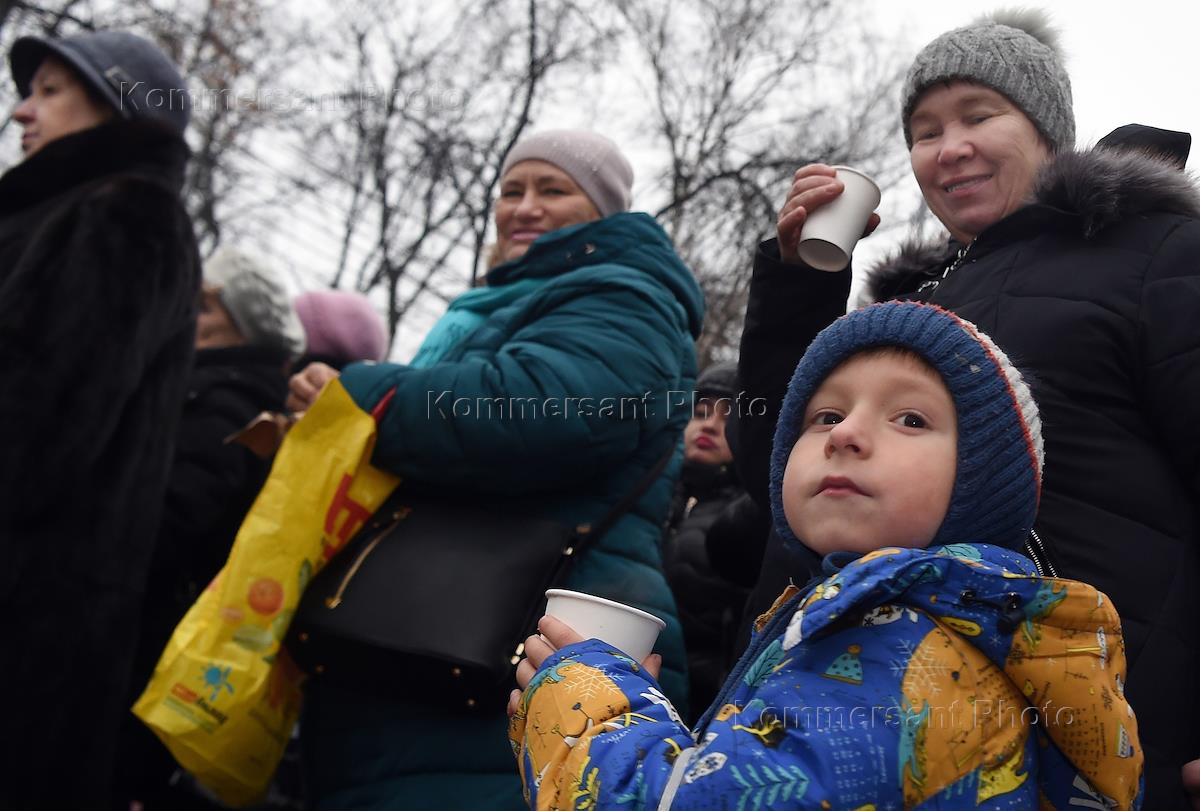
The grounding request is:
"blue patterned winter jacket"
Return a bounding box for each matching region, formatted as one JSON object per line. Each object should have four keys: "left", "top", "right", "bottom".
{"left": 510, "top": 543, "right": 1142, "bottom": 810}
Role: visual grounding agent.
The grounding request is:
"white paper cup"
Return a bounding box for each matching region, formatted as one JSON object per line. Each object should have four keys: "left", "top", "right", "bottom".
{"left": 544, "top": 589, "right": 666, "bottom": 661}
{"left": 796, "top": 166, "right": 881, "bottom": 272}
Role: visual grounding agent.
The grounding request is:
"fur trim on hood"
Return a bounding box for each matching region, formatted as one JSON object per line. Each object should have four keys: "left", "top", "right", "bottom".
{"left": 863, "top": 147, "right": 1200, "bottom": 302}
{"left": 1040, "top": 147, "right": 1200, "bottom": 234}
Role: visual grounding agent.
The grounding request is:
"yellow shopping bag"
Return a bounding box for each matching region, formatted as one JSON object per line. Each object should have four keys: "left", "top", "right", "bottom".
{"left": 133, "top": 379, "right": 399, "bottom": 806}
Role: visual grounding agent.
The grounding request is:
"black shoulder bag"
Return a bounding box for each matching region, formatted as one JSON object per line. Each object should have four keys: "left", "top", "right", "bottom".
{"left": 287, "top": 447, "right": 675, "bottom": 712}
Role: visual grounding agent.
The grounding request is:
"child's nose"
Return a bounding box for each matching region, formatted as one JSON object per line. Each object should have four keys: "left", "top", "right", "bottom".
{"left": 826, "top": 416, "right": 869, "bottom": 456}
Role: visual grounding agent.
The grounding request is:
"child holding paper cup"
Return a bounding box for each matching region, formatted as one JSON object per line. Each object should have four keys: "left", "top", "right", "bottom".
{"left": 509, "top": 301, "right": 1143, "bottom": 810}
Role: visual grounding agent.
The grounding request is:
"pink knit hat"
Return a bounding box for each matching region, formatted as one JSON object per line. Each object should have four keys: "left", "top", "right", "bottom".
{"left": 294, "top": 290, "right": 388, "bottom": 364}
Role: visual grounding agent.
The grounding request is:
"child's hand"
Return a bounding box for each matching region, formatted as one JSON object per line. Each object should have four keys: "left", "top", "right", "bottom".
{"left": 515, "top": 616, "right": 582, "bottom": 689}
{"left": 507, "top": 615, "right": 664, "bottom": 717}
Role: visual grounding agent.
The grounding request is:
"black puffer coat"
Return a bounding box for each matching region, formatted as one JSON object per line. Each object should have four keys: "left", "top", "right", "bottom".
{"left": 0, "top": 121, "right": 200, "bottom": 809}
{"left": 734, "top": 147, "right": 1200, "bottom": 809}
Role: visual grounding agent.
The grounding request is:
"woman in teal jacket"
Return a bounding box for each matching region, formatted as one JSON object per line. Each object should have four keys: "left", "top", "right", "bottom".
{"left": 289, "top": 130, "right": 705, "bottom": 810}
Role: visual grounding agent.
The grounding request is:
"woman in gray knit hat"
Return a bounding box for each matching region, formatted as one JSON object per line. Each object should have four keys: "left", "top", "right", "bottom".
{"left": 287, "top": 129, "right": 703, "bottom": 811}
{"left": 734, "top": 9, "right": 1200, "bottom": 809}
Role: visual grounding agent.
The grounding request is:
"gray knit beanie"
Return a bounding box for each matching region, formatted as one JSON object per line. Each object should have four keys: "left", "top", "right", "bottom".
{"left": 500, "top": 129, "right": 634, "bottom": 217}
{"left": 901, "top": 9, "right": 1075, "bottom": 152}
{"left": 203, "top": 247, "right": 305, "bottom": 357}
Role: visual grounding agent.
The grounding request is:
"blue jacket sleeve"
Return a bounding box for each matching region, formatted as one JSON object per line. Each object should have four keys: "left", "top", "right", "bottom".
{"left": 511, "top": 637, "right": 859, "bottom": 809}
{"left": 508, "top": 640, "right": 693, "bottom": 808}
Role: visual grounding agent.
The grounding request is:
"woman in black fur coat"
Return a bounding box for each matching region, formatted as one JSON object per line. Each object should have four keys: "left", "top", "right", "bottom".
{"left": 0, "top": 31, "right": 200, "bottom": 809}
{"left": 733, "top": 10, "right": 1200, "bottom": 809}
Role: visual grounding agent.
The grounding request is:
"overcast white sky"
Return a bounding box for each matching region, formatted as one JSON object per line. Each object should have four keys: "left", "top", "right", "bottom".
{"left": 289, "top": 0, "right": 1200, "bottom": 357}
{"left": 9, "top": 2, "right": 1186, "bottom": 357}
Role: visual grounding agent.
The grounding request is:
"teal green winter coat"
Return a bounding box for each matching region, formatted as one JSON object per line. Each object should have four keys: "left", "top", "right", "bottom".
{"left": 301, "top": 212, "right": 705, "bottom": 810}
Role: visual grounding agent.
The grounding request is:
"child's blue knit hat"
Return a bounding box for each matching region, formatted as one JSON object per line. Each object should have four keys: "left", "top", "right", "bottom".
{"left": 769, "top": 301, "right": 1043, "bottom": 551}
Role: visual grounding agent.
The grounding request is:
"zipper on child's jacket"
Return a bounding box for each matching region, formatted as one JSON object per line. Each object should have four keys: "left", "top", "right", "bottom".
{"left": 1024, "top": 527, "right": 1057, "bottom": 577}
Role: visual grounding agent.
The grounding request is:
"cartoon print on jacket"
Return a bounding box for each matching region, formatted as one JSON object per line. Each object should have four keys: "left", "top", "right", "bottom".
{"left": 510, "top": 544, "right": 1142, "bottom": 810}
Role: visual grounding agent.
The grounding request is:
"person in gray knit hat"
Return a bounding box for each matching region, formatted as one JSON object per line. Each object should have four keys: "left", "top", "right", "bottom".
{"left": 773, "top": 9, "right": 1076, "bottom": 264}
{"left": 734, "top": 6, "right": 1200, "bottom": 809}
{"left": 900, "top": 8, "right": 1074, "bottom": 152}
{"left": 200, "top": 246, "right": 305, "bottom": 357}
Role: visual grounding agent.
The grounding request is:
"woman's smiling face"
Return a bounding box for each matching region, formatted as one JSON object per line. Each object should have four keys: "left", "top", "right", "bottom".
{"left": 494, "top": 160, "right": 601, "bottom": 263}
{"left": 908, "top": 82, "right": 1050, "bottom": 243}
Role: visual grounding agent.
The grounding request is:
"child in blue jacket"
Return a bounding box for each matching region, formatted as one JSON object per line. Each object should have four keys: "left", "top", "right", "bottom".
{"left": 509, "top": 300, "right": 1142, "bottom": 810}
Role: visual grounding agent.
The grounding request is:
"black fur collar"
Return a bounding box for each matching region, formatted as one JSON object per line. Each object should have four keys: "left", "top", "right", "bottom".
{"left": 0, "top": 119, "right": 189, "bottom": 216}
{"left": 863, "top": 147, "right": 1200, "bottom": 302}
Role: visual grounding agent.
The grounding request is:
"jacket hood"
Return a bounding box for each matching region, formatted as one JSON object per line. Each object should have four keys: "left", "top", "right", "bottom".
{"left": 487, "top": 211, "right": 705, "bottom": 338}
{"left": 863, "top": 146, "right": 1200, "bottom": 301}
{"left": 782, "top": 543, "right": 1141, "bottom": 809}
{"left": 0, "top": 118, "right": 190, "bottom": 216}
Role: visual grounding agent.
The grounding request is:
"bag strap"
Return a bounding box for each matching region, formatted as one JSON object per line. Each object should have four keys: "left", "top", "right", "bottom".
{"left": 373, "top": 382, "right": 676, "bottom": 569}
{"left": 567, "top": 443, "right": 677, "bottom": 557}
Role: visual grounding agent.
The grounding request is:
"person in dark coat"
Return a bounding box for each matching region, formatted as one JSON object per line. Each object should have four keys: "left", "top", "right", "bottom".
{"left": 117, "top": 247, "right": 305, "bottom": 811}
{"left": 0, "top": 30, "right": 199, "bottom": 810}
{"left": 662, "top": 360, "right": 748, "bottom": 718}
{"left": 733, "top": 10, "right": 1200, "bottom": 808}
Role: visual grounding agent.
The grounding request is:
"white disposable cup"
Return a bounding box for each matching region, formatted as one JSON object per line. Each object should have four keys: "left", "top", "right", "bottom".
{"left": 796, "top": 166, "right": 881, "bottom": 272}
{"left": 544, "top": 589, "right": 666, "bottom": 661}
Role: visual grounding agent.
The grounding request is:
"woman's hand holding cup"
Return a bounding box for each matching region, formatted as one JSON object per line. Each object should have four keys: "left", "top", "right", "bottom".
{"left": 777, "top": 164, "right": 881, "bottom": 266}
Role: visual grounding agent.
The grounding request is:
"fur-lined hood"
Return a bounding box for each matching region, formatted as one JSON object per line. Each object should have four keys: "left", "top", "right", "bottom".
{"left": 864, "top": 146, "right": 1200, "bottom": 302}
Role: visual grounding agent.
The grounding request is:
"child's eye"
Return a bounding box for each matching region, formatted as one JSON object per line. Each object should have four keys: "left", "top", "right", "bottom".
{"left": 895, "top": 412, "right": 928, "bottom": 429}
{"left": 809, "top": 411, "right": 843, "bottom": 427}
